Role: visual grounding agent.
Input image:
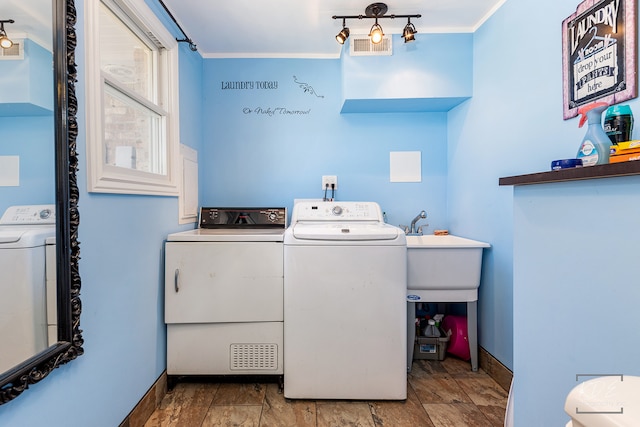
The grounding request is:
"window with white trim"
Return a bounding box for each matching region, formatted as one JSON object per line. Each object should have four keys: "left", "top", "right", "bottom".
{"left": 85, "top": 0, "right": 180, "bottom": 195}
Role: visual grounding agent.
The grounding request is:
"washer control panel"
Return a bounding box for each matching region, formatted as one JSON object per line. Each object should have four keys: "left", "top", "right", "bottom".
{"left": 0, "top": 205, "right": 56, "bottom": 225}
{"left": 293, "top": 201, "right": 383, "bottom": 222}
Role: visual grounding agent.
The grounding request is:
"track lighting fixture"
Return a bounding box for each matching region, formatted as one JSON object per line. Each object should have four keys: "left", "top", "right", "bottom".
{"left": 0, "top": 19, "right": 15, "bottom": 50}
{"left": 402, "top": 18, "right": 417, "bottom": 43}
{"left": 336, "top": 18, "right": 350, "bottom": 45}
{"left": 332, "top": 3, "right": 421, "bottom": 45}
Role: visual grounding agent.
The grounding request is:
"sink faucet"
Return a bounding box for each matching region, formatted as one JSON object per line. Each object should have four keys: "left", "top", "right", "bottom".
{"left": 408, "top": 210, "right": 427, "bottom": 235}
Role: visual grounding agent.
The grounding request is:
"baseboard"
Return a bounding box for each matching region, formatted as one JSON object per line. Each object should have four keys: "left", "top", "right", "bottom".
{"left": 119, "top": 371, "right": 168, "bottom": 427}
{"left": 479, "top": 347, "right": 512, "bottom": 392}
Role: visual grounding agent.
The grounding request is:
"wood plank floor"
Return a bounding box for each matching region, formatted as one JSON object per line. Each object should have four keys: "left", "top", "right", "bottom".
{"left": 144, "top": 358, "right": 508, "bottom": 427}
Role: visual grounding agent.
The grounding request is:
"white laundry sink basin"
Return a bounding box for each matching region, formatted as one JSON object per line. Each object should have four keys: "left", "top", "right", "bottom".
{"left": 407, "top": 235, "right": 490, "bottom": 290}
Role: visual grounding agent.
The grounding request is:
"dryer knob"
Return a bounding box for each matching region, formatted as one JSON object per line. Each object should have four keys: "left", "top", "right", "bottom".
{"left": 332, "top": 206, "right": 343, "bottom": 216}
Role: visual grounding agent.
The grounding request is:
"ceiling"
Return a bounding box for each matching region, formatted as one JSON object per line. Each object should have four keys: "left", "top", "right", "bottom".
{"left": 0, "top": 0, "right": 51, "bottom": 50}
{"left": 1, "top": 0, "right": 506, "bottom": 57}
{"left": 160, "top": 0, "right": 506, "bottom": 58}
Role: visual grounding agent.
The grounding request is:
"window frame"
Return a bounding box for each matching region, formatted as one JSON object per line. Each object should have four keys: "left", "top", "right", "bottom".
{"left": 85, "top": 0, "right": 180, "bottom": 196}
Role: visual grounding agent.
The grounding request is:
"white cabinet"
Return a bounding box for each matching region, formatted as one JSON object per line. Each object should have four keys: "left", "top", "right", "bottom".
{"left": 165, "top": 242, "right": 283, "bottom": 323}
{"left": 164, "top": 241, "right": 284, "bottom": 376}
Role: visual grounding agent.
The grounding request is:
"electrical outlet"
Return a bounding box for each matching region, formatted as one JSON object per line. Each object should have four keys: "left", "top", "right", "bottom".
{"left": 321, "top": 175, "right": 338, "bottom": 190}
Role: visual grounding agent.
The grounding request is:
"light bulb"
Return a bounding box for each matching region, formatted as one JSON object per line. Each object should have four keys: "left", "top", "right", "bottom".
{"left": 369, "top": 24, "right": 384, "bottom": 44}
{"left": 0, "top": 35, "right": 12, "bottom": 49}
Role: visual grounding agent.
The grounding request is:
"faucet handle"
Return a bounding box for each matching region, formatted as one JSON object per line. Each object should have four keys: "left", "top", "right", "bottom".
{"left": 399, "top": 225, "right": 409, "bottom": 234}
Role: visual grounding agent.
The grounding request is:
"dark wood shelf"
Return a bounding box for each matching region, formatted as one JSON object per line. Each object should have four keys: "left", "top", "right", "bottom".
{"left": 499, "top": 161, "right": 640, "bottom": 186}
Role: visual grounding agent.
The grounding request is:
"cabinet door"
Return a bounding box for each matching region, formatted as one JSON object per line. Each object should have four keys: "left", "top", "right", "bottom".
{"left": 165, "top": 242, "right": 283, "bottom": 323}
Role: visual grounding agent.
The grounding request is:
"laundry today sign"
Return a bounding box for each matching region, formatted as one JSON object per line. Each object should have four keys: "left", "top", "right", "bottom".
{"left": 219, "top": 76, "right": 324, "bottom": 117}
{"left": 221, "top": 81, "right": 279, "bottom": 90}
{"left": 562, "top": 0, "right": 637, "bottom": 119}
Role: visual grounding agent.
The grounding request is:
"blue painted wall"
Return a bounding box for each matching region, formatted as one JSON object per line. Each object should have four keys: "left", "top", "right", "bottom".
{"left": 513, "top": 177, "right": 640, "bottom": 426}
{"left": 0, "top": 39, "right": 55, "bottom": 213}
{"left": 0, "top": 116, "right": 55, "bottom": 213}
{"left": 202, "top": 57, "right": 449, "bottom": 230}
{"left": 448, "top": 0, "right": 584, "bottom": 369}
{"left": 0, "top": 39, "right": 53, "bottom": 115}
{"left": 341, "top": 33, "right": 472, "bottom": 113}
{"left": 449, "top": 0, "right": 640, "bottom": 424}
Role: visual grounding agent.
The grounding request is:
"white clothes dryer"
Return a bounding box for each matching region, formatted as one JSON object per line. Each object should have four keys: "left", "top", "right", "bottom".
{"left": 165, "top": 207, "right": 287, "bottom": 383}
{"left": 0, "top": 205, "right": 55, "bottom": 373}
{"left": 283, "top": 201, "right": 407, "bottom": 400}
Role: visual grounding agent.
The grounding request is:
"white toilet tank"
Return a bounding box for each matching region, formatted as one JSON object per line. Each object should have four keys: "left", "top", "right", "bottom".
{"left": 565, "top": 375, "right": 640, "bottom": 427}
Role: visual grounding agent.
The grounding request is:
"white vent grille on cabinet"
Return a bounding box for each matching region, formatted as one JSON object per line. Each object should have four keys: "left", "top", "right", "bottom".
{"left": 0, "top": 42, "right": 23, "bottom": 60}
{"left": 230, "top": 344, "right": 278, "bottom": 370}
{"left": 350, "top": 35, "right": 392, "bottom": 56}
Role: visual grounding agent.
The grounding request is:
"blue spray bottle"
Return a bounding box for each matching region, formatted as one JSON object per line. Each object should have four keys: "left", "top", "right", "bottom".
{"left": 576, "top": 101, "right": 610, "bottom": 166}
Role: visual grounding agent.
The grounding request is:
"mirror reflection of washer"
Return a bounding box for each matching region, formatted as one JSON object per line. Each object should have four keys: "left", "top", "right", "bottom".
{"left": 283, "top": 201, "right": 407, "bottom": 400}
{"left": 0, "top": 205, "right": 56, "bottom": 373}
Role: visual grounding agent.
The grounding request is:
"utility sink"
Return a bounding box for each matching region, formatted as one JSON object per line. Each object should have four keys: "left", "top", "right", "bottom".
{"left": 406, "top": 235, "right": 490, "bottom": 290}
{"left": 405, "top": 234, "right": 490, "bottom": 373}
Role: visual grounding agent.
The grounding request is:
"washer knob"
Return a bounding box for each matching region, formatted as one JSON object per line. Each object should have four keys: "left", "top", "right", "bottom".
{"left": 268, "top": 212, "right": 278, "bottom": 222}
{"left": 39, "top": 209, "right": 52, "bottom": 219}
{"left": 332, "top": 205, "right": 343, "bottom": 216}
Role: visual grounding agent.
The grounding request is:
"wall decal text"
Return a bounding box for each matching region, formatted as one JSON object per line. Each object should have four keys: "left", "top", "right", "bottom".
{"left": 221, "top": 81, "right": 279, "bottom": 90}
{"left": 243, "top": 107, "right": 311, "bottom": 116}
{"left": 293, "top": 75, "right": 324, "bottom": 98}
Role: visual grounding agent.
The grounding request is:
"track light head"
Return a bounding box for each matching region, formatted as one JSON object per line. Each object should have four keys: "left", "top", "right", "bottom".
{"left": 336, "top": 28, "right": 350, "bottom": 45}
{"left": 0, "top": 19, "right": 14, "bottom": 50}
{"left": 336, "top": 19, "right": 350, "bottom": 45}
{"left": 402, "top": 19, "right": 417, "bottom": 43}
{"left": 0, "top": 36, "right": 12, "bottom": 49}
{"left": 369, "top": 19, "right": 384, "bottom": 44}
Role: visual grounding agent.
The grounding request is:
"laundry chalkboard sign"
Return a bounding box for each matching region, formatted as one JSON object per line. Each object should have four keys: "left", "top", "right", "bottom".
{"left": 562, "top": 0, "right": 637, "bottom": 119}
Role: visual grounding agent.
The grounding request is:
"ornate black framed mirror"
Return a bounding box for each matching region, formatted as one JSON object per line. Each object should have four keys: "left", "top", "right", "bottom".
{"left": 0, "top": 0, "right": 82, "bottom": 404}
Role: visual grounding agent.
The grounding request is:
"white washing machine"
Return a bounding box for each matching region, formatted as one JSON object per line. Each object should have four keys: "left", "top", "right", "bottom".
{"left": 284, "top": 201, "right": 407, "bottom": 400}
{"left": 45, "top": 236, "right": 58, "bottom": 346}
{"left": 0, "top": 205, "right": 56, "bottom": 373}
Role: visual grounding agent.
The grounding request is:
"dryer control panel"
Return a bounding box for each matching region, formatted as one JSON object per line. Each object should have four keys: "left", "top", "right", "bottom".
{"left": 199, "top": 207, "right": 287, "bottom": 229}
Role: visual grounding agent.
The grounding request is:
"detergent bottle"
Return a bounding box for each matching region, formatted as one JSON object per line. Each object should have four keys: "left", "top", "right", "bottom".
{"left": 576, "top": 102, "right": 610, "bottom": 166}
{"left": 423, "top": 319, "right": 441, "bottom": 338}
